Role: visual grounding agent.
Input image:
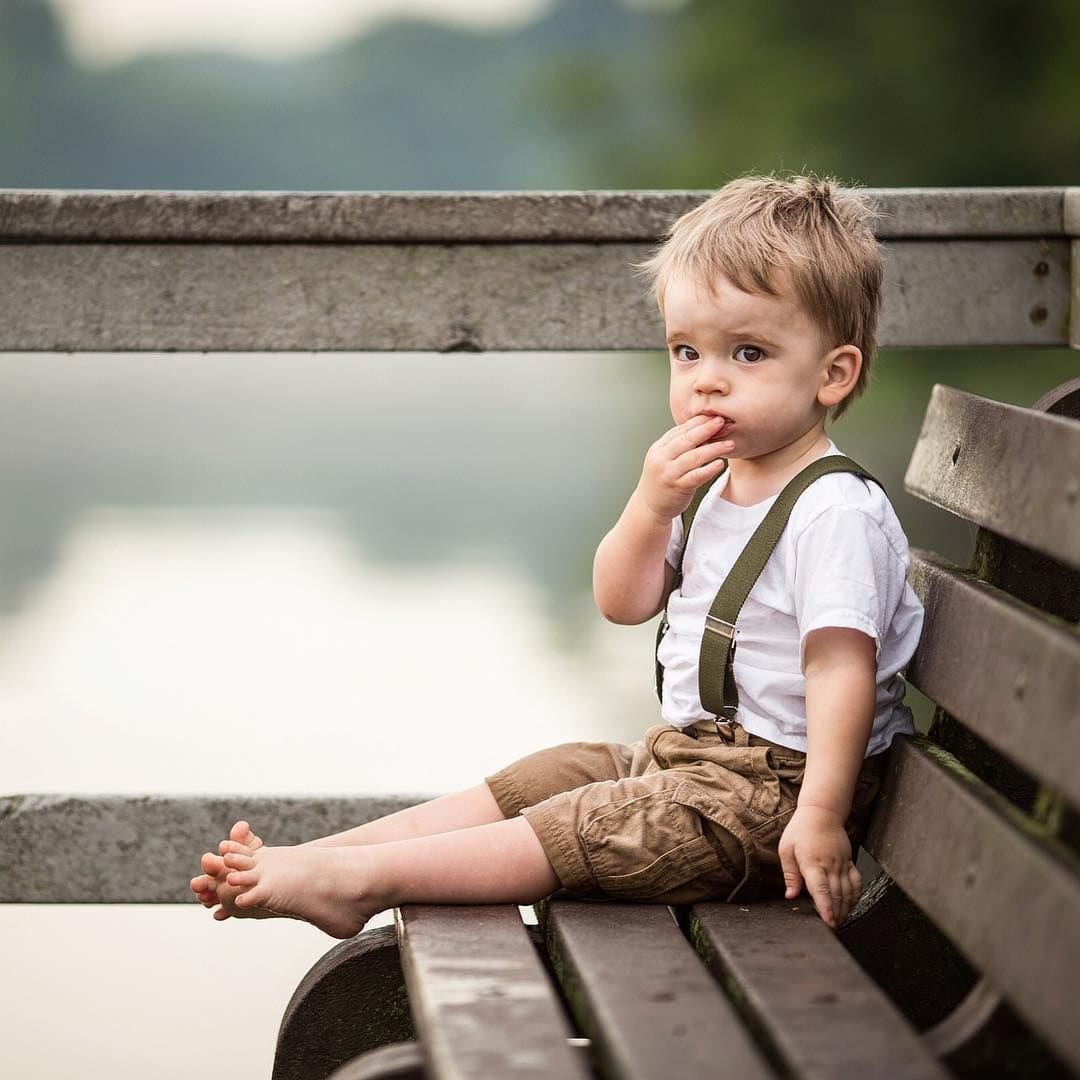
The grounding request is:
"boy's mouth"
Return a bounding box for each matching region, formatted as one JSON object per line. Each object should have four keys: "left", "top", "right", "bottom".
{"left": 702, "top": 414, "right": 735, "bottom": 440}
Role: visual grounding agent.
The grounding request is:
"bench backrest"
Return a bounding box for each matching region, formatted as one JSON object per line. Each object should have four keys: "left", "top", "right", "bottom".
{"left": 854, "top": 378, "right": 1080, "bottom": 1073}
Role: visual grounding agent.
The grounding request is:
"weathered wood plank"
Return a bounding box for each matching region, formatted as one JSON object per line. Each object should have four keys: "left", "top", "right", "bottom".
{"left": 542, "top": 900, "right": 774, "bottom": 1080}
{"left": 0, "top": 793, "right": 423, "bottom": 902}
{"left": 0, "top": 239, "right": 1068, "bottom": 351}
{"left": 906, "top": 551, "right": 1080, "bottom": 805}
{"left": 864, "top": 736, "right": 1080, "bottom": 1072}
{"left": 689, "top": 900, "right": 949, "bottom": 1080}
{"left": 396, "top": 904, "right": 589, "bottom": 1080}
{"left": 0, "top": 188, "right": 1066, "bottom": 242}
{"left": 905, "top": 385, "right": 1080, "bottom": 570}
{"left": 272, "top": 926, "right": 413, "bottom": 1080}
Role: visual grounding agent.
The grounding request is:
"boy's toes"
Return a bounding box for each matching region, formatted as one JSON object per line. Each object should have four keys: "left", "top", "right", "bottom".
{"left": 219, "top": 838, "right": 253, "bottom": 857}
{"left": 234, "top": 884, "right": 269, "bottom": 908}
{"left": 223, "top": 851, "right": 255, "bottom": 871}
{"left": 200, "top": 852, "right": 226, "bottom": 875}
{"left": 212, "top": 907, "right": 232, "bottom": 921}
{"left": 230, "top": 820, "right": 264, "bottom": 851}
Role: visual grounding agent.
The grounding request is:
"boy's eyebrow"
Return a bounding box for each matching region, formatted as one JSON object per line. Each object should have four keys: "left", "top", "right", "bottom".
{"left": 666, "top": 327, "right": 782, "bottom": 348}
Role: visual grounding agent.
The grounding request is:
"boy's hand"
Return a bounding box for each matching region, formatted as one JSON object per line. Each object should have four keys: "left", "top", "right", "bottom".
{"left": 637, "top": 415, "right": 733, "bottom": 522}
{"left": 778, "top": 805, "right": 861, "bottom": 928}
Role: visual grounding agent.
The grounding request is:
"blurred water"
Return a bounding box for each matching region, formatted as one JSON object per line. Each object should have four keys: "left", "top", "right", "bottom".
{"left": 0, "top": 350, "right": 667, "bottom": 1079}
{"left": 1, "top": 347, "right": 1075, "bottom": 1078}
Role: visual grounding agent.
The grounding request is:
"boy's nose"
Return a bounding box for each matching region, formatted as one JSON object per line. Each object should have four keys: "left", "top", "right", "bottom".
{"left": 694, "top": 362, "right": 729, "bottom": 395}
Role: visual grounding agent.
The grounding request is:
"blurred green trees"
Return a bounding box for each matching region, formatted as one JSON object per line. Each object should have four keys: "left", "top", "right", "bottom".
{"left": 3, "top": 0, "right": 1077, "bottom": 189}
{"left": 552, "top": 0, "right": 1080, "bottom": 187}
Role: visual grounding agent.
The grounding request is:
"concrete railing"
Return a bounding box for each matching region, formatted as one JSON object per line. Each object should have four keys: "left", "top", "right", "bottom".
{"left": 1, "top": 188, "right": 1078, "bottom": 352}
{"left": 1, "top": 187, "right": 1077, "bottom": 903}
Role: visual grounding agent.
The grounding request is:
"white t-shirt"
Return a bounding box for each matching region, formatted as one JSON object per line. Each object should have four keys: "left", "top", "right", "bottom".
{"left": 658, "top": 445, "right": 924, "bottom": 756}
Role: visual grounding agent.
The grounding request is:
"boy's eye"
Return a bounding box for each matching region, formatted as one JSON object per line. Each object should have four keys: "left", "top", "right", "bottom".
{"left": 673, "top": 345, "right": 698, "bottom": 363}
{"left": 735, "top": 345, "right": 765, "bottom": 363}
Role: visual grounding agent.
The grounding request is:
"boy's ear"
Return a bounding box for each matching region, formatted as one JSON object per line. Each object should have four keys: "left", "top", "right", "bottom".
{"left": 817, "top": 344, "right": 862, "bottom": 409}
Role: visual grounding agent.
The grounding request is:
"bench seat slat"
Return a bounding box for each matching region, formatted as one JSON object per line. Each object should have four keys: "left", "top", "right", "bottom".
{"left": 396, "top": 904, "right": 590, "bottom": 1080}
{"left": 689, "top": 900, "right": 949, "bottom": 1080}
{"left": 905, "top": 385, "right": 1080, "bottom": 570}
{"left": 543, "top": 900, "right": 775, "bottom": 1080}
{"left": 906, "top": 550, "right": 1080, "bottom": 805}
{"left": 865, "top": 736, "right": 1080, "bottom": 1071}
{"left": 0, "top": 239, "right": 1069, "bottom": 351}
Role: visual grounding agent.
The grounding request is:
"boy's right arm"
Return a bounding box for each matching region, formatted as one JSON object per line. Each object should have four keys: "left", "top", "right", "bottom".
{"left": 593, "top": 415, "right": 731, "bottom": 625}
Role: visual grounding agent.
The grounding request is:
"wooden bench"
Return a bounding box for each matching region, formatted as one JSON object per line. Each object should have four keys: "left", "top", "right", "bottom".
{"left": 273, "top": 378, "right": 1080, "bottom": 1080}
{"left": 0, "top": 188, "right": 1077, "bottom": 1079}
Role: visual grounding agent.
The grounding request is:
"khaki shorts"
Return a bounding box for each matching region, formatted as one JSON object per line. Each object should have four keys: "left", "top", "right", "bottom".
{"left": 485, "top": 721, "right": 886, "bottom": 905}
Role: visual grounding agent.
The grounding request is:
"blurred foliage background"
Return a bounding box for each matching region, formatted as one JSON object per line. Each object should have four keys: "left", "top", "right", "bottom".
{"left": 3, "top": 0, "right": 1079, "bottom": 189}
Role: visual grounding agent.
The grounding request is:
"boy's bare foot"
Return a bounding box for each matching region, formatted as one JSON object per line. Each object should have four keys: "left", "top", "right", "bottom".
{"left": 189, "top": 821, "right": 278, "bottom": 920}
{"left": 224, "top": 845, "right": 383, "bottom": 939}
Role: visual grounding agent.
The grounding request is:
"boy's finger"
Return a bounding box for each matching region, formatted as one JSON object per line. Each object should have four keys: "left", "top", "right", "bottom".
{"left": 780, "top": 850, "right": 803, "bottom": 900}
{"left": 661, "top": 414, "right": 725, "bottom": 450}
{"left": 848, "top": 864, "right": 862, "bottom": 899}
{"left": 683, "top": 456, "right": 733, "bottom": 489}
{"left": 838, "top": 865, "right": 861, "bottom": 925}
{"left": 681, "top": 415, "right": 728, "bottom": 447}
{"left": 828, "top": 868, "right": 846, "bottom": 918}
{"left": 661, "top": 413, "right": 713, "bottom": 442}
{"left": 804, "top": 868, "right": 835, "bottom": 926}
{"left": 677, "top": 439, "right": 733, "bottom": 472}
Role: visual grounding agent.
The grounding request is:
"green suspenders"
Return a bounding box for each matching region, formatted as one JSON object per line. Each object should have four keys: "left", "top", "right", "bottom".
{"left": 655, "top": 455, "right": 879, "bottom": 721}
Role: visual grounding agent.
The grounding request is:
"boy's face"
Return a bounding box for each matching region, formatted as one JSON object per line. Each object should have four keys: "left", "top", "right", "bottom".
{"left": 662, "top": 272, "right": 855, "bottom": 466}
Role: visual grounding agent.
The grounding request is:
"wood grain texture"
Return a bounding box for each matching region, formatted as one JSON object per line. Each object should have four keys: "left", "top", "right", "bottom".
{"left": 907, "top": 550, "right": 1080, "bottom": 805}
{"left": 0, "top": 188, "right": 1065, "bottom": 242}
{"left": 689, "top": 900, "right": 949, "bottom": 1080}
{"left": 0, "top": 239, "right": 1068, "bottom": 351}
{"left": 0, "top": 793, "right": 423, "bottom": 902}
{"left": 905, "top": 385, "right": 1080, "bottom": 570}
{"left": 542, "top": 900, "right": 774, "bottom": 1080}
{"left": 396, "top": 905, "right": 589, "bottom": 1080}
{"left": 864, "top": 736, "right": 1080, "bottom": 1072}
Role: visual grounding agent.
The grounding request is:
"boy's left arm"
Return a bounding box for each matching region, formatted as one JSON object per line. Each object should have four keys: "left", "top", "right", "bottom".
{"left": 778, "top": 626, "right": 877, "bottom": 928}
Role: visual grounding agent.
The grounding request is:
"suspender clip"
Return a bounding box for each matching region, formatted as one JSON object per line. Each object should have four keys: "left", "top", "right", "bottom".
{"left": 704, "top": 615, "right": 737, "bottom": 639}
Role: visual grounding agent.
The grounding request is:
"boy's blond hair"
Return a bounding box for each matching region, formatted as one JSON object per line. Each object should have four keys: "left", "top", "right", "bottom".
{"left": 635, "top": 175, "right": 882, "bottom": 418}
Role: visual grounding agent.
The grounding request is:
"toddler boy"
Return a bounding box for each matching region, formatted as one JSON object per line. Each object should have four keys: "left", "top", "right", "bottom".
{"left": 191, "top": 175, "right": 923, "bottom": 936}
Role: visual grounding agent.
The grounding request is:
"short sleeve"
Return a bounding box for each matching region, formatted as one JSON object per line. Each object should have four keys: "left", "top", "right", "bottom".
{"left": 792, "top": 505, "right": 909, "bottom": 664}
{"left": 665, "top": 514, "right": 685, "bottom": 569}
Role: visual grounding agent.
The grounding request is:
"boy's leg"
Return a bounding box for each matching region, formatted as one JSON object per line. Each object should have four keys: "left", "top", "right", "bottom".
{"left": 305, "top": 783, "right": 506, "bottom": 847}
{"left": 192, "top": 738, "right": 636, "bottom": 917}
{"left": 190, "top": 784, "right": 505, "bottom": 912}
{"left": 222, "top": 815, "right": 560, "bottom": 939}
